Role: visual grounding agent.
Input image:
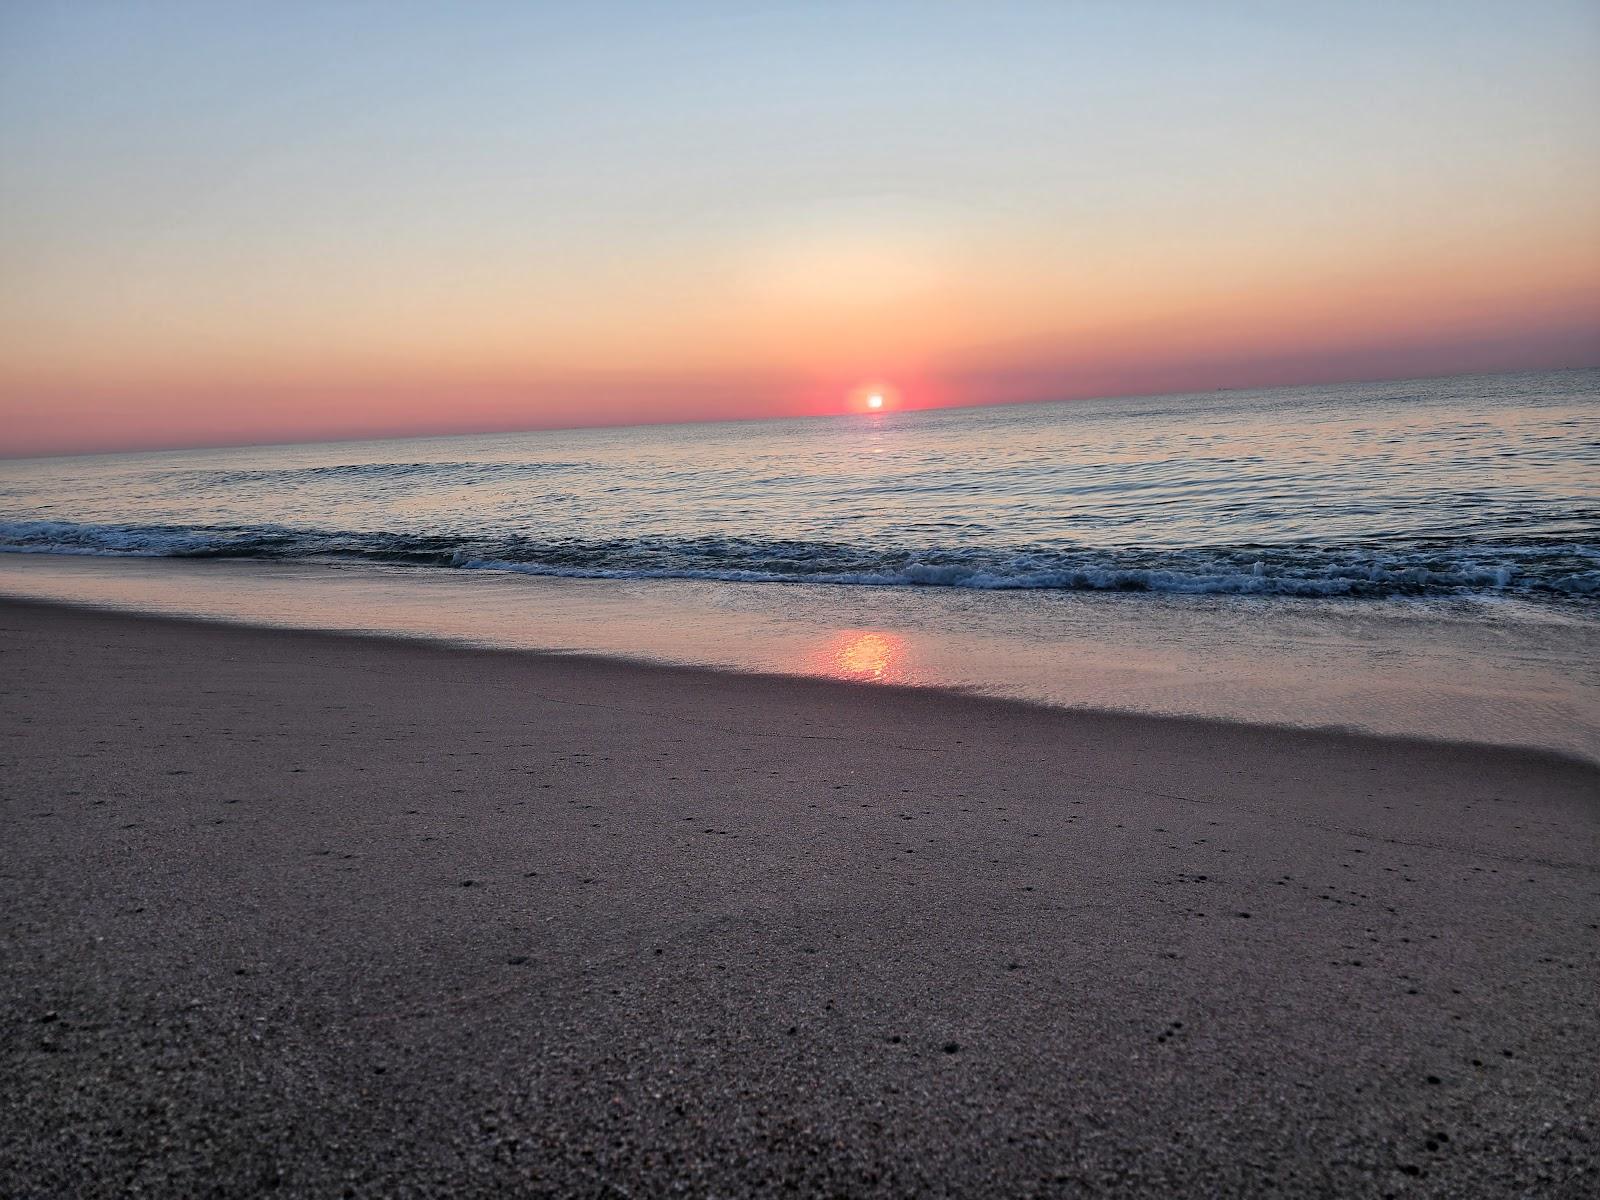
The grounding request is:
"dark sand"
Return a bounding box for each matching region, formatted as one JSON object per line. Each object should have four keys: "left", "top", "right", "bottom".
{"left": 2, "top": 599, "right": 1596, "bottom": 1197}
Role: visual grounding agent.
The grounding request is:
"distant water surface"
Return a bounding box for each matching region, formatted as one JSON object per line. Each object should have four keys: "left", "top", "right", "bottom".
{"left": 2, "top": 369, "right": 1597, "bottom": 600}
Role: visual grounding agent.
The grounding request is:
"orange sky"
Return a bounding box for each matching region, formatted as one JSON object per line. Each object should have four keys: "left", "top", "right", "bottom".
{"left": 2, "top": 2, "right": 1597, "bottom": 457}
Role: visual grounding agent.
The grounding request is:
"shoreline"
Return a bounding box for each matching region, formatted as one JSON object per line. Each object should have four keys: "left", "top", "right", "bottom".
{"left": 3, "top": 592, "right": 1597, "bottom": 772}
{"left": 3, "top": 598, "right": 1597, "bottom": 1195}
{"left": 3, "top": 554, "right": 1597, "bottom": 766}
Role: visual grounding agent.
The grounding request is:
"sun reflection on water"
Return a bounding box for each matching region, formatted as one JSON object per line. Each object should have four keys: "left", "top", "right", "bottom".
{"left": 811, "top": 629, "right": 907, "bottom": 683}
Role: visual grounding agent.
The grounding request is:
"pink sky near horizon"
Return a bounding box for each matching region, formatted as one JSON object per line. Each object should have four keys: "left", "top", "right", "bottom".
{"left": 3, "top": 291, "right": 1596, "bottom": 459}
{"left": 5, "top": 257, "right": 1595, "bottom": 458}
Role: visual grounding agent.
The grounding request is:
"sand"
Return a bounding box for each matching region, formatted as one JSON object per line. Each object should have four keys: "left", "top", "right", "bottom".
{"left": 1, "top": 598, "right": 1596, "bottom": 1197}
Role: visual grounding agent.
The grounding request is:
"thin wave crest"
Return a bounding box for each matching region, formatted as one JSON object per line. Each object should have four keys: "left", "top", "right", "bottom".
{"left": 157, "top": 460, "right": 594, "bottom": 489}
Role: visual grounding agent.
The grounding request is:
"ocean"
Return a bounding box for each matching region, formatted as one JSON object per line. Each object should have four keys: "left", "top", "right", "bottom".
{"left": 3, "top": 368, "right": 1598, "bottom": 756}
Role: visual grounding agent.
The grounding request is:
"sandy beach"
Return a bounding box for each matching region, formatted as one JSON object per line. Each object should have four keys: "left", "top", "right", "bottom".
{"left": 2, "top": 597, "right": 1596, "bottom": 1197}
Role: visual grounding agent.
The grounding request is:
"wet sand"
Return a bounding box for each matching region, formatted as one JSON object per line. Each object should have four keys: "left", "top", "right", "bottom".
{"left": 2, "top": 598, "right": 1596, "bottom": 1197}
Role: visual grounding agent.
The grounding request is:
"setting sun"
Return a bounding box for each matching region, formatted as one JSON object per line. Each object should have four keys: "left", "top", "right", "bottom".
{"left": 851, "top": 383, "right": 900, "bottom": 413}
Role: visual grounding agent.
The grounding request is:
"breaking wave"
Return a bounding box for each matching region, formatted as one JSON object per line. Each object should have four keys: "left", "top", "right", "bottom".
{"left": 2, "top": 520, "right": 1596, "bottom": 600}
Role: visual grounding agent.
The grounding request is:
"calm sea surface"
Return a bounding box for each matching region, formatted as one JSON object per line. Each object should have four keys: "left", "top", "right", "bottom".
{"left": 3, "top": 369, "right": 1597, "bottom": 755}
{"left": 4, "top": 369, "right": 1598, "bottom": 599}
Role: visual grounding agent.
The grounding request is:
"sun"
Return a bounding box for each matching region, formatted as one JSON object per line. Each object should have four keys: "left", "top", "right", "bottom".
{"left": 853, "top": 383, "right": 898, "bottom": 412}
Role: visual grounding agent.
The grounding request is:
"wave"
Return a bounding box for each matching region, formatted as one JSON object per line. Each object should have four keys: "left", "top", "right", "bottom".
{"left": 1, "top": 519, "right": 1596, "bottom": 600}
{"left": 154, "top": 461, "right": 595, "bottom": 489}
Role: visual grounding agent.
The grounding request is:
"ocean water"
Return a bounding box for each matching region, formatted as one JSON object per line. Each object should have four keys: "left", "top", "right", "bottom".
{"left": 3, "top": 369, "right": 1598, "bottom": 756}
{"left": 4, "top": 369, "right": 1598, "bottom": 599}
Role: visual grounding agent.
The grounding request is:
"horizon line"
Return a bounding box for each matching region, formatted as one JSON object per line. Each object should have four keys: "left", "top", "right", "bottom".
{"left": 3, "top": 361, "right": 1596, "bottom": 465}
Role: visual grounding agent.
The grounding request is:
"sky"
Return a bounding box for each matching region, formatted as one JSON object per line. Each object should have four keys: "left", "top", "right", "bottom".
{"left": 1, "top": 0, "right": 1597, "bottom": 456}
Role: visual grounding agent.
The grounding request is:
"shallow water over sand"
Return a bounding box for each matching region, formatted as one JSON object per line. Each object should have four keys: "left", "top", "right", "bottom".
{"left": 4, "top": 554, "right": 1595, "bottom": 761}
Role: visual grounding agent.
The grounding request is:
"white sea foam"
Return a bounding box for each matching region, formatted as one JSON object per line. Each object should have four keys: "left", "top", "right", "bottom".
{"left": 5, "top": 520, "right": 1592, "bottom": 599}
